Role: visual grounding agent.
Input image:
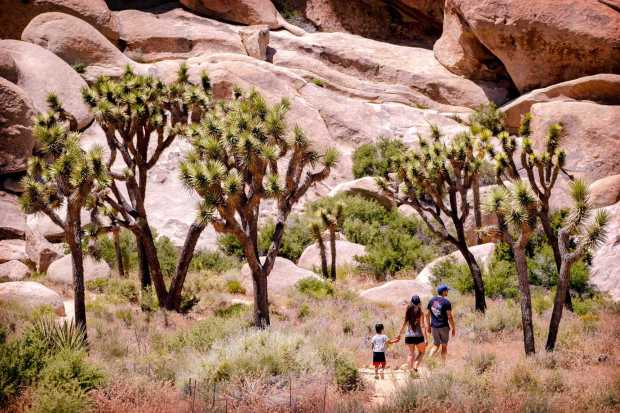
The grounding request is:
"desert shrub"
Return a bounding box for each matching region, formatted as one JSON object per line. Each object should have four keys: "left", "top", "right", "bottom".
{"left": 71, "top": 62, "right": 86, "bottom": 74}
{"left": 96, "top": 229, "right": 138, "bottom": 272}
{"left": 190, "top": 250, "right": 239, "bottom": 274}
{"left": 38, "top": 348, "right": 104, "bottom": 391}
{"left": 430, "top": 258, "right": 473, "bottom": 293}
{"left": 86, "top": 278, "right": 138, "bottom": 304}
{"left": 469, "top": 102, "right": 505, "bottom": 134}
{"left": 214, "top": 303, "right": 247, "bottom": 319}
{"left": 483, "top": 258, "right": 519, "bottom": 298}
{"left": 172, "top": 316, "right": 247, "bottom": 353}
{"left": 297, "top": 303, "right": 311, "bottom": 319}
{"left": 521, "top": 394, "right": 551, "bottom": 413}
{"left": 532, "top": 290, "right": 552, "bottom": 315}
{"left": 312, "top": 78, "right": 325, "bottom": 87}
{"left": 467, "top": 351, "right": 496, "bottom": 374}
{"left": 197, "top": 330, "right": 320, "bottom": 383}
{"left": 463, "top": 300, "right": 521, "bottom": 340}
{"left": 258, "top": 214, "right": 314, "bottom": 262}
{"left": 225, "top": 279, "right": 246, "bottom": 295}
{"left": 543, "top": 371, "right": 566, "bottom": 393}
{"left": 217, "top": 233, "right": 244, "bottom": 258}
{"left": 31, "top": 317, "right": 86, "bottom": 352}
{"left": 309, "top": 194, "right": 391, "bottom": 228}
{"left": 296, "top": 278, "right": 335, "bottom": 299}
{"left": 155, "top": 235, "right": 178, "bottom": 278}
{"left": 140, "top": 286, "right": 160, "bottom": 313}
{"left": 334, "top": 357, "right": 361, "bottom": 392}
{"left": 30, "top": 381, "right": 92, "bottom": 413}
{"left": 380, "top": 372, "right": 454, "bottom": 412}
{"left": 351, "top": 137, "right": 406, "bottom": 178}
{"left": 509, "top": 363, "right": 539, "bottom": 391}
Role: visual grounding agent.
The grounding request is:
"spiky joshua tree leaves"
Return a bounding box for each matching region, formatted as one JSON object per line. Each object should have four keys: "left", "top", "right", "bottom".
{"left": 180, "top": 88, "right": 339, "bottom": 327}
{"left": 484, "top": 182, "right": 538, "bottom": 354}
{"left": 82, "top": 65, "right": 213, "bottom": 310}
{"left": 20, "top": 94, "right": 110, "bottom": 339}
{"left": 380, "top": 126, "right": 487, "bottom": 312}
{"left": 545, "top": 180, "right": 608, "bottom": 351}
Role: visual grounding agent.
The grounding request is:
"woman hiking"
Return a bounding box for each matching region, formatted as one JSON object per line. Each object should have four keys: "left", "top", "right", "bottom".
{"left": 396, "top": 294, "right": 428, "bottom": 372}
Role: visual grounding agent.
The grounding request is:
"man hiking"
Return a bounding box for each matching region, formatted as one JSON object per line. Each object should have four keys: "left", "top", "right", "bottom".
{"left": 426, "top": 284, "right": 455, "bottom": 363}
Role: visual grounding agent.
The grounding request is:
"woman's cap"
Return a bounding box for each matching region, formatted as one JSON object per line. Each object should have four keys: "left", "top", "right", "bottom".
{"left": 410, "top": 295, "right": 421, "bottom": 305}
{"left": 437, "top": 284, "right": 450, "bottom": 294}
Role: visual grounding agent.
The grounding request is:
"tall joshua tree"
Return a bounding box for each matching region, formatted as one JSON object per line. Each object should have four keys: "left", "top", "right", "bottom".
{"left": 381, "top": 127, "right": 487, "bottom": 312}
{"left": 485, "top": 182, "right": 538, "bottom": 354}
{"left": 82, "top": 65, "right": 213, "bottom": 310}
{"left": 481, "top": 111, "right": 574, "bottom": 310}
{"left": 546, "top": 180, "right": 608, "bottom": 351}
{"left": 310, "top": 204, "right": 343, "bottom": 280}
{"left": 20, "top": 95, "right": 110, "bottom": 338}
{"left": 180, "top": 88, "right": 338, "bottom": 327}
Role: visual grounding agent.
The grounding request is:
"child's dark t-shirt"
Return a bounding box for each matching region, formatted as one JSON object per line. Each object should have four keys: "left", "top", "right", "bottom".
{"left": 427, "top": 296, "right": 452, "bottom": 328}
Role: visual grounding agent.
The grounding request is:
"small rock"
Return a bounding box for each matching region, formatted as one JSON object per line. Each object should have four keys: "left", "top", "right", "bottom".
{"left": 0, "top": 260, "right": 31, "bottom": 281}
{"left": 0, "top": 239, "right": 29, "bottom": 264}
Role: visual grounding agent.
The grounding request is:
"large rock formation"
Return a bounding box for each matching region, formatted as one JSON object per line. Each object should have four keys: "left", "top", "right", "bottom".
{"left": 434, "top": 0, "right": 620, "bottom": 93}
{"left": 0, "top": 239, "right": 29, "bottom": 264}
{"left": 297, "top": 240, "right": 366, "bottom": 271}
{"left": 416, "top": 243, "right": 496, "bottom": 285}
{"left": 589, "top": 175, "right": 620, "bottom": 209}
{"left": 590, "top": 201, "right": 620, "bottom": 301}
{"left": 240, "top": 256, "right": 320, "bottom": 296}
{"left": 0, "top": 260, "right": 31, "bottom": 281}
{"left": 116, "top": 8, "right": 245, "bottom": 62}
{"left": 502, "top": 74, "right": 620, "bottom": 131}
{"left": 530, "top": 102, "right": 620, "bottom": 208}
{"left": 360, "top": 279, "right": 432, "bottom": 305}
{"left": 328, "top": 177, "right": 393, "bottom": 209}
{"left": 25, "top": 228, "right": 62, "bottom": 273}
{"left": 0, "top": 281, "right": 65, "bottom": 315}
{"left": 0, "top": 78, "right": 35, "bottom": 175}
{"left": 0, "top": 0, "right": 119, "bottom": 43}
{"left": 0, "top": 191, "right": 27, "bottom": 240}
{"left": 0, "top": 40, "right": 92, "bottom": 129}
{"left": 47, "top": 254, "right": 111, "bottom": 285}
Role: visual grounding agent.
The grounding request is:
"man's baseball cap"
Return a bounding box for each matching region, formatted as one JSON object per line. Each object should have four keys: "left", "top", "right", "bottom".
{"left": 437, "top": 284, "right": 450, "bottom": 294}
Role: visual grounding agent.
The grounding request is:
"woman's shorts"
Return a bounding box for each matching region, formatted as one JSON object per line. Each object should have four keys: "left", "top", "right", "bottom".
{"left": 405, "top": 336, "right": 425, "bottom": 345}
{"left": 372, "top": 351, "right": 386, "bottom": 367}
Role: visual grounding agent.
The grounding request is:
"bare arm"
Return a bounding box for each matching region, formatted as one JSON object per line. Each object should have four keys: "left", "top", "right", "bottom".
{"left": 426, "top": 311, "right": 432, "bottom": 334}
{"left": 448, "top": 310, "right": 456, "bottom": 337}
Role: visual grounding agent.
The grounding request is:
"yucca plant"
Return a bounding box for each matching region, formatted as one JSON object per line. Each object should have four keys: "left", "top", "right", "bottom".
{"left": 180, "top": 88, "right": 339, "bottom": 327}
{"left": 32, "top": 317, "right": 86, "bottom": 352}
{"left": 380, "top": 126, "right": 488, "bottom": 312}
{"left": 20, "top": 94, "right": 110, "bottom": 338}
{"left": 82, "top": 64, "right": 213, "bottom": 310}
{"left": 484, "top": 112, "right": 574, "bottom": 310}
{"left": 545, "top": 180, "right": 608, "bottom": 351}
{"left": 484, "top": 181, "right": 538, "bottom": 354}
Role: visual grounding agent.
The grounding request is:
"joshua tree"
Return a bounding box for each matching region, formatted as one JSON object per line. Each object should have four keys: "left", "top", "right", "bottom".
{"left": 19, "top": 95, "right": 110, "bottom": 338}
{"left": 180, "top": 88, "right": 338, "bottom": 327}
{"left": 310, "top": 204, "right": 343, "bottom": 280}
{"left": 485, "top": 182, "right": 538, "bottom": 354}
{"left": 546, "top": 180, "right": 608, "bottom": 351}
{"left": 381, "top": 127, "right": 487, "bottom": 312}
{"left": 82, "top": 65, "right": 213, "bottom": 310}
{"left": 481, "top": 111, "right": 574, "bottom": 310}
{"left": 310, "top": 222, "right": 329, "bottom": 279}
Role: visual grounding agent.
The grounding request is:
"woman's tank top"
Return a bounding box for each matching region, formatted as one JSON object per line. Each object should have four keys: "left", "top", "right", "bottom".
{"left": 405, "top": 319, "right": 423, "bottom": 337}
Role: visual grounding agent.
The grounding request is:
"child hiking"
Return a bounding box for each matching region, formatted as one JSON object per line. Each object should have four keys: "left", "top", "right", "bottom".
{"left": 370, "top": 323, "right": 399, "bottom": 379}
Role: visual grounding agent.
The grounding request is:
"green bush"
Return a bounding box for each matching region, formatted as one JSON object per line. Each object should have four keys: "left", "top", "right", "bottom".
{"left": 30, "top": 381, "right": 91, "bottom": 413}
{"left": 469, "top": 103, "right": 505, "bottom": 134}
{"left": 296, "top": 277, "right": 335, "bottom": 299}
{"left": 190, "top": 250, "right": 239, "bottom": 274}
{"left": 217, "top": 233, "right": 244, "bottom": 258}
{"left": 86, "top": 278, "right": 138, "bottom": 304}
{"left": 467, "top": 351, "right": 496, "bottom": 374}
{"left": 155, "top": 235, "right": 178, "bottom": 278}
{"left": 96, "top": 229, "right": 138, "bottom": 272}
{"left": 214, "top": 303, "right": 247, "bottom": 318}
{"left": 334, "top": 357, "right": 361, "bottom": 392}
{"left": 430, "top": 258, "right": 473, "bottom": 293}
{"left": 38, "top": 348, "right": 104, "bottom": 391}
{"left": 351, "top": 137, "right": 406, "bottom": 179}
{"left": 259, "top": 214, "right": 314, "bottom": 262}
{"left": 483, "top": 258, "right": 518, "bottom": 299}
{"left": 225, "top": 279, "right": 246, "bottom": 295}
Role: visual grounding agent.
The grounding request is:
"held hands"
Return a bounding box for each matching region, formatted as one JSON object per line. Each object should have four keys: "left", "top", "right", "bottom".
{"left": 451, "top": 327, "right": 456, "bottom": 337}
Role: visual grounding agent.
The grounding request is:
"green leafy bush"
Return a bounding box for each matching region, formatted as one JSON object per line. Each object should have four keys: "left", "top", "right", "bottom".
{"left": 430, "top": 258, "right": 473, "bottom": 293}
{"left": 155, "top": 235, "right": 178, "bottom": 278}
{"left": 30, "top": 381, "right": 91, "bottom": 413}
{"left": 190, "top": 250, "right": 239, "bottom": 274}
{"left": 334, "top": 356, "right": 361, "bottom": 392}
{"left": 351, "top": 137, "right": 406, "bottom": 179}
{"left": 217, "top": 233, "right": 244, "bottom": 258}
{"left": 469, "top": 103, "right": 505, "bottom": 134}
{"left": 86, "top": 278, "right": 138, "bottom": 304}
{"left": 259, "top": 214, "right": 314, "bottom": 262}
{"left": 483, "top": 258, "right": 519, "bottom": 298}
{"left": 225, "top": 279, "right": 246, "bottom": 295}
{"left": 96, "top": 229, "right": 138, "bottom": 272}
{"left": 214, "top": 303, "right": 247, "bottom": 318}
{"left": 296, "top": 277, "right": 335, "bottom": 299}
{"left": 38, "top": 348, "right": 104, "bottom": 391}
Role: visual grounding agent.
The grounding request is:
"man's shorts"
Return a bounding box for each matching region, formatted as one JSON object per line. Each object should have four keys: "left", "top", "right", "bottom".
{"left": 432, "top": 326, "right": 450, "bottom": 345}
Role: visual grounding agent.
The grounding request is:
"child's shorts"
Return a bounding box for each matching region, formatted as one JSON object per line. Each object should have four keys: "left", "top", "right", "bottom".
{"left": 372, "top": 352, "right": 386, "bottom": 368}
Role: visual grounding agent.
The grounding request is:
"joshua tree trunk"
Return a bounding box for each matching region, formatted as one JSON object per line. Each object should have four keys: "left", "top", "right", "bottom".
{"left": 136, "top": 236, "right": 151, "bottom": 289}
{"left": 112, "top": 227, "right": 125, "bottom": 278}
{"left": 329, "top": 227, "right": 337, "bottom": 281}
{"left": 473, "top": 177, "right": 482, "bottom": 245}
{"left": 165, "top": 222, "right": 206, "bottom": 311}
{"left": 546, "top": 257, "right": 575, "bottom": 351}
{"left": 252, "top": 270, "right": 270, "bottom": 328}
{"left": 66, "top": 207, "right": 87, "bottom": 342}
{"left": 539, "top": 211, "right": 573, "bottom": 311}
{"left": 457, "top": 243, "right": 486, "bottom": 313}
{"left": 514, "top": 246, "right": 536, "bottom": 354}
{"left": 314, "top": 227, "right": 329, "bottom": 278}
